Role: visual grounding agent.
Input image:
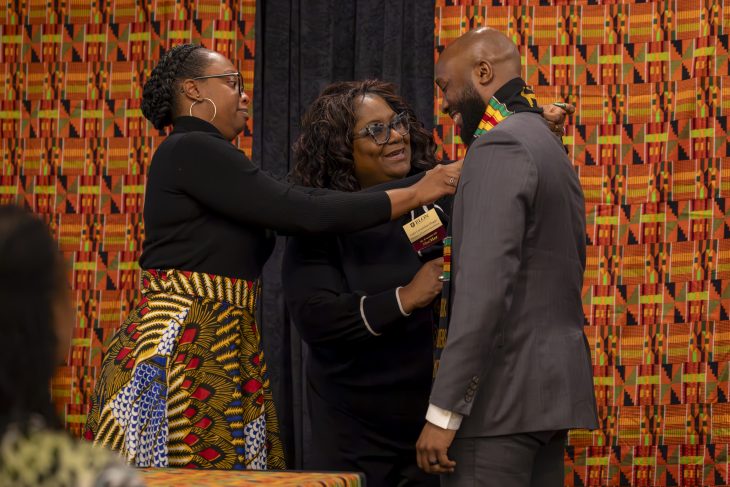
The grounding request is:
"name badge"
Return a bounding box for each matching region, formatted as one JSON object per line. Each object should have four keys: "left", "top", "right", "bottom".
{"left": 402, "top": 208, "right": 446, "bottom": 252}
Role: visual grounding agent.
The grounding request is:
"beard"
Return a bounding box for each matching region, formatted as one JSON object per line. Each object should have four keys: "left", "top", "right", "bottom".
{"left": 453, "top": 82, "right": 487, "bottom": 146}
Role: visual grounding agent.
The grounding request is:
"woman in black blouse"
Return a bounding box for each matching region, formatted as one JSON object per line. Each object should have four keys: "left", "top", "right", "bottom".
{"left": 284, "top": 80, "right": 452, "bottom": 487}
{"left": 84, "top": 45, "right": 460, "bottom": 471}
{"left": 284, "top": 80, "right": 572, "bottom": 486}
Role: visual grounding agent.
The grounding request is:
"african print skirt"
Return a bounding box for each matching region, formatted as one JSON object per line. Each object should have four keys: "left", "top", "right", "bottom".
{"left": 84, "top": 269, "right": 286, "bottom": 470}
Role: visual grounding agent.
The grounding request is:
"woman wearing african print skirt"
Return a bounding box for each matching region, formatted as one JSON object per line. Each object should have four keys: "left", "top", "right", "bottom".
{"left": 83, "top": 44, "right": 461, "bottom": 470}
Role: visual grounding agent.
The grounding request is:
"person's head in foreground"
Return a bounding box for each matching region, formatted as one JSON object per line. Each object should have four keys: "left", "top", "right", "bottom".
{"left": 0, "top": 205, "right": 143, "bottom": 487}
{"left": 141, "top": 43, "right": 249, "bottom": 141}
{"left": 292, "top": 79, "right": 440, "bottom": 191}
{"left": 0, "top": 205, "right": 73, "bottom": 429}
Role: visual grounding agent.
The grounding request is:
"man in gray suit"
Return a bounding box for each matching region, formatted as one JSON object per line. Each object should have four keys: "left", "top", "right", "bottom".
{"left": 416, "top": 28, "right": 598, "bottom": 486}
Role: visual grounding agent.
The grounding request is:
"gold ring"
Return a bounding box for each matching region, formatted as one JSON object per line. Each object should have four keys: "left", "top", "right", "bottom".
{"left": 448, "top": 177, "right": 456, "bottom": 186}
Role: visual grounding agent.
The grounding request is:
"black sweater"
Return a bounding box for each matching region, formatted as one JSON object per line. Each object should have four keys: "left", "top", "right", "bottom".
{"left": 283, "top": 203, "right": 447, "bottom": 441}
{"left": 139, "top": 117, "right": 392, "bottom": 279}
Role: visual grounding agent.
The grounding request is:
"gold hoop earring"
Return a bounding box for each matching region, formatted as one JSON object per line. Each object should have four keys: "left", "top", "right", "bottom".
{"left": 189, "top": 97, "right": 217, "bottom": 122}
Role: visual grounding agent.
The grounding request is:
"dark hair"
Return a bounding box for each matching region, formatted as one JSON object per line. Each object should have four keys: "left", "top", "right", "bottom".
{"left": 0, "top": 205, "right": 65, "bottom": 431}
{"left": 291, "top": 80, "right": 440, "bottom": 192}
{"left": 141, "top": 43, "right": 210, "bottom": 130}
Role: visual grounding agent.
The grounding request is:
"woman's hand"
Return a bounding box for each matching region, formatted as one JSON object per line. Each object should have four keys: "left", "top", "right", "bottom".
{"left": 413, "top": 161, "right": 462, "bottom": 206}
{"left": 398, "top": 258, "right": 445, "bottom": 314}
{"left": 542, "top": 102, "right": 575, "bottom": 137}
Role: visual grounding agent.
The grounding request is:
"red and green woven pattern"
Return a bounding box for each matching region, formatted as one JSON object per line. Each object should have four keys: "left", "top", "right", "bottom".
{"left": 138, "top": 468, "right": 362, "bottom": 486}
{"left": 436, "top": 1, "right": 730, "bottom": 486}
{"left": 0, "top": 1, "right": 256, "bottom": 438}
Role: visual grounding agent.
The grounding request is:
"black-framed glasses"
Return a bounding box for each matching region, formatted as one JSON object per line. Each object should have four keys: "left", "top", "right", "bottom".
{"left": 190, "top": 72, "right": 244, "bottom": 97}
{"left": 354, "top": 112, "right": 410, "bottom": 145}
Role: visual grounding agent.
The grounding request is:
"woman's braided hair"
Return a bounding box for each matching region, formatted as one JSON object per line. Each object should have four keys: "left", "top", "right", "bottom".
{"left": 141, "top": 44, "right": 210, "bottom": 129}
{"left": 291, "top": 80, "right": 440, "bottom": 192}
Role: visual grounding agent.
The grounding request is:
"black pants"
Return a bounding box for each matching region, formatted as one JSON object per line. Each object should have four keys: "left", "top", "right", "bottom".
{"left": 441, "top": 430, "right": 567, "bottom": 487}
{"left": 307, "top": 386, "right": 438, "bottom": 487}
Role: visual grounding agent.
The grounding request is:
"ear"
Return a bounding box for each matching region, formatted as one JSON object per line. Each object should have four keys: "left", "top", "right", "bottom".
{"left": 180, "top": 79, "right": 201, "bottom": 101}
{"left": 474, "top": 61, "right": 493, "bottom": 86}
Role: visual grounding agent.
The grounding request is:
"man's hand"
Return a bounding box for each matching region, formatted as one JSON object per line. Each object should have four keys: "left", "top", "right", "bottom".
{"left": 541, "top": 102, "right": 575, "bottom": 137}
{"left": 416, "top": 422, "right": 457, "bottom": 475}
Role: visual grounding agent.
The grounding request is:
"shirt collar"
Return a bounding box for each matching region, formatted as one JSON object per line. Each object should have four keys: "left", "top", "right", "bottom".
{"left": 171, "top": 116, "right": 223, "bottom": 136}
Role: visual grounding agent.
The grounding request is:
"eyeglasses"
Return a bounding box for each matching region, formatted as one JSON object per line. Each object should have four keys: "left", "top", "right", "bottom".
{"left": 190, "top": 72, "right": 245, "bottom": 97}
{"left": 354, "top": 112, "right": 410, "bottom": 145}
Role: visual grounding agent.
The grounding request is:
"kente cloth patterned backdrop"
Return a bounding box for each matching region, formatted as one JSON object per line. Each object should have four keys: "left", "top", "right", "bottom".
{"left": 6, "top": 0, "right": 730, "bottom": 485}
{"left": 0, "top": 0, "right": 257, "bottom": 438}
{"left": 435, "top": 1, "right": 730, "bottom": 486}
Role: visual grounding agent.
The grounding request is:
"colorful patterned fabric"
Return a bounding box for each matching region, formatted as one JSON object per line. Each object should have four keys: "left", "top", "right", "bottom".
{"left": 471, "top": 78, "right": 542, "bottom": 141}
{"left": 0, "top": 2, "right": 257, "bottom": 440}
{"left": 433, "top": 236, "right": 451, "bottom": 378}
{"left": 84, "top": 269, "right": 285, "bottom": 470}
{"left": 138, "top": 467, "right": 363, "bottom": 486}
{"left": 435, "top": 1, "right": 730, "bottom": 486}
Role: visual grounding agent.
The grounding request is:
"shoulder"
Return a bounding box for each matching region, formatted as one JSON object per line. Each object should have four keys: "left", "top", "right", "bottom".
{"left": 475, "top": 113, "right": 545, "bottom": 144}
{"left": 466, "top": 121, "right": 533, "bottom": 163}
{"left": 497, "top": 112, "right": 548, "bottom": 132}
{"left": 172, "top": 130, "right": 239, "bottom": 157}
{"left": 468, "top": 112, "right": 563, "bottom": 166}
{"left": 154, "top": 130, "right": 250, "bottom": 175}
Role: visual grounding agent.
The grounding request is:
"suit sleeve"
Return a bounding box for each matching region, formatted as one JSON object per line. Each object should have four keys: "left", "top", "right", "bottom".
{"left": 429, "top": 134, "right": 537, "bottom": 417}
{"left": 282, "top": 235, "right": 409, "bottom": 346}
{"left": 171, "top": 133, "right": 391, "bottom": 234}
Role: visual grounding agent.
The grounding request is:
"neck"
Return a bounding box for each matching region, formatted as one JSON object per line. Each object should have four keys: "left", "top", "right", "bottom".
{"left": 471, "top": 77, "right": 541, "bottom": 141}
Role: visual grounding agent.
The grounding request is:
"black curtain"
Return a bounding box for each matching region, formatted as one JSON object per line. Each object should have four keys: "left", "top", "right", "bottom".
{"left": 252, "top": 0, "right": 435, "bottom": 468}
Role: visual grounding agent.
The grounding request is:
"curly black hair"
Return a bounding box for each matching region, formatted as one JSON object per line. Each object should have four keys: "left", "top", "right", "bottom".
{"left": 141, "top": 43, "right": 210, "bottom": 130}
{"left": 0, "top": 205, "right": 66, "bottom": 432}
{"left": 291, "top": 80, "right": 440, "bottom": 192}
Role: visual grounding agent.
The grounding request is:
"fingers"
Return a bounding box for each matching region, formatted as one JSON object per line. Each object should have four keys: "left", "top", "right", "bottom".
{"left": 429, "top": 258, "right": 445, "bottom": 290}
{"left": 547, "top": 121, "right": 565, "bottom": 136}
{"left": 438, "top": 449, "right": 457, "bottom": 470}
{"left": 416, "top": 427, "right": 457, "bottom": 475}
{"left": 431, "top": 164, "right": 461, "bottom": 193}
{"left": 417, "top": 444, "right": 438, "bottom": 473}
{"left": 554, "top": 102, "right": 576, "bottom": 115}
{"left": 444, "top": 166, "right": 461, "bottom": 186}
{"left": 416, "top": 444, "right": 427, "bottom": 470}
{"left": 417, "top": 446, "right": 455, "bottom": 475}
{"left": 416, "top": 439, "right": 432, "bottom": 471}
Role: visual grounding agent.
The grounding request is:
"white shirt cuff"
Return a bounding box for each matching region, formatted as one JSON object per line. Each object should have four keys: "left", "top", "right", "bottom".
{"left": 395, "top": 287, "right": 411, "bottom": 316}
{"left": 359, "top": 296, "right": 382, "bottom": 336}
{"left": 426, "top": 403, "right": 463, "bottom": 430}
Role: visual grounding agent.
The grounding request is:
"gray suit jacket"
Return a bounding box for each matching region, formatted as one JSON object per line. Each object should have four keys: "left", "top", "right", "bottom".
{"left": 430, "top": 112, "right": 599, "bottom": 438}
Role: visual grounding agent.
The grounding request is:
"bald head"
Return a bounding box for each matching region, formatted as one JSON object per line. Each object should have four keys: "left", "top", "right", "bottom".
{"left": 434, "top": 28, "right": 522, "bottom": 144}
{"left": 438, "top": 28, "right": 521, "bottom": 85}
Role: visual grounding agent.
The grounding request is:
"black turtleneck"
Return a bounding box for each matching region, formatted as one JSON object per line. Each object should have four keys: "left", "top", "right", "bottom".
{"left": 139, "top": 116, "right": 392, "bottom": 280}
